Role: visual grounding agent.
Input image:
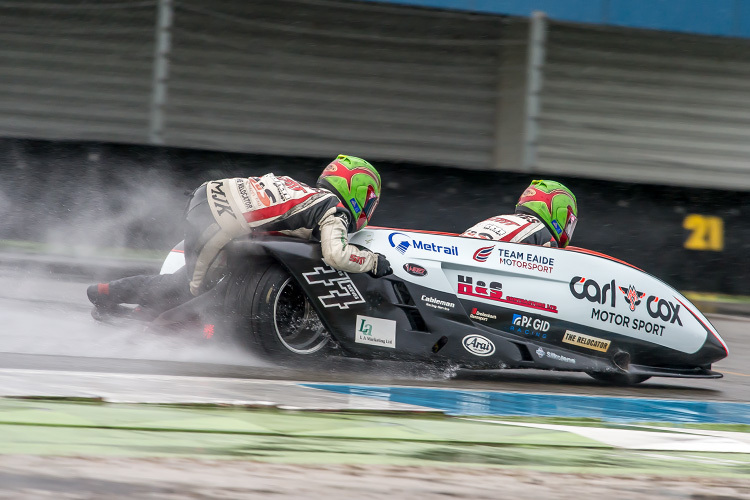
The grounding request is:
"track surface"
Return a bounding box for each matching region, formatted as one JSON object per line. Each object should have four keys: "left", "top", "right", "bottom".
{"left": 2, "top": 264, "right": 749, "bottom": 401}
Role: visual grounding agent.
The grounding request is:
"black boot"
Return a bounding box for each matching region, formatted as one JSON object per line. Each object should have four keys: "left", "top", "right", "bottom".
{"left": 87, "top": 271, "right": 191, "bottom": 318}
{"left": 87, "top": 283, "right": 120, "bottom": 309}
{"left": 87, "top": 282, "right": 131, "bottom": 321}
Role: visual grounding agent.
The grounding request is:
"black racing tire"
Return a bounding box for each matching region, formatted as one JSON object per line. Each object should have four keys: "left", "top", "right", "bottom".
{"left": 226, "top": 262, "right": 331, "bottom": 361}
{"left": 587, "top": 371, "right": 651, "bottom": 385}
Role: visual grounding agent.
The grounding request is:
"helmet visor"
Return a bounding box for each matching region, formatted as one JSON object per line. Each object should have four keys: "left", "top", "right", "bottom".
{"left": 558, "top": 207, "right": 577, "bottom": 248}
{"left": 363, "top": 185, "right": 379, "bottom": 220}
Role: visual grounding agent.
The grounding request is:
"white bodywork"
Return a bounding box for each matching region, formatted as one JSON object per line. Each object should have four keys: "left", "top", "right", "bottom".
{"left": 350, "top": 228, "right": 726, "bottom": 355}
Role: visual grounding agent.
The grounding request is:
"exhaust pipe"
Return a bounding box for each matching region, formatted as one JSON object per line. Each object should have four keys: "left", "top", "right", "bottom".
{"left": 613, "top": 351, "right": 631, "bottom": 371}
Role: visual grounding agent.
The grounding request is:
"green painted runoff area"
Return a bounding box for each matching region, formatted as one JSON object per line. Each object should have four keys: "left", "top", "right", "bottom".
{"left": 2, "top": 398, "right": 750, "bottom": 476}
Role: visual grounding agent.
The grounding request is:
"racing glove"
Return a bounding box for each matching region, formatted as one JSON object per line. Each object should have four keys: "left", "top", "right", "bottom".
{"left": 369, "top": 253, "right": 392, "bottom": 278}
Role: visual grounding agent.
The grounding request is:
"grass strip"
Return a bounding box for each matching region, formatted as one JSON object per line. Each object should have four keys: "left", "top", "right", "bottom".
{"left": 2, "top": 398, "right": 750, "bottom": 476}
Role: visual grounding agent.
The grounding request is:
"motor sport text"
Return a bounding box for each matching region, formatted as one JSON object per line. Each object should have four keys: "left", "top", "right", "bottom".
{"left": 569, "top": 276, "right": 683, "bottom": 335}
{"left": 591, "top": 308, "right": 665, "bottom": 336}
{"left": 498, "top": 249, "right": 555, "bottom": 274}
{"left": 457, "top": 275, "right": 558, "bottom": 313}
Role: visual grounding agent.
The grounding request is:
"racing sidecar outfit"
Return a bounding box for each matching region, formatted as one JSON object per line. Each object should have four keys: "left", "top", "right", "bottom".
{"left": 461, "top": 213, "right": 558, "bottom": 247}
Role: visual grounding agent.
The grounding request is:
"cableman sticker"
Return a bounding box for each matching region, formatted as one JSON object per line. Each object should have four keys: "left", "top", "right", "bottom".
{"left": 422, "top": 295, "right": 455, "bottom": 311}
{"left": 562, "top": 330, "right": 611, "bottom": 352}
{"left": 457, "top": 275, "right": 557, "bottom": 313}
{"left": 303, "top": 264, "right": 365, "bottom": 310}
{"left": 355, "top": 315, "right": 396, "bottom": 348}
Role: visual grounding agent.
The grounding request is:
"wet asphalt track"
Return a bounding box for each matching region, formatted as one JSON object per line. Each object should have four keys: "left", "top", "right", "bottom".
{"left": 2, "top": 264, "right": 748, "bottom": 403}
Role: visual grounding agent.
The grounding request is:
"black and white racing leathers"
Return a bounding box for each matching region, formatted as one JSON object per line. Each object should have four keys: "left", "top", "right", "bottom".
{"left": 189, "top": 173, "right": 378, "bottom": 295}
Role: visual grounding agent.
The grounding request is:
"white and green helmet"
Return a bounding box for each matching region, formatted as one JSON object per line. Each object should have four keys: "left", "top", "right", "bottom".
{"left": 316, "top": 155, "right": 382, "bottom": 232}
{"left": 515, "top": 179, "right": 578, "bottom": 247}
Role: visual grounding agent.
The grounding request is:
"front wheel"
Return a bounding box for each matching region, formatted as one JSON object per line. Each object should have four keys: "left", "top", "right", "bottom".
{"left": 226, "top": 263, "right": 331, "bottom": 361}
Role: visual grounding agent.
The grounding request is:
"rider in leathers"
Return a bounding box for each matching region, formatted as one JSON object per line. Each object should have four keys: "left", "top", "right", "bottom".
{"left": 87, "top": 155, "right": 391, "bottom": 313}
{"left": 462, "top": 180, "right": 578, "bottom": 248}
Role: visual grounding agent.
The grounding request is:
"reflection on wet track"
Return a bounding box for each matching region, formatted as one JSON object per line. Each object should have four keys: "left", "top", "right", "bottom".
{"left": 305, "top": 383, "right": 750, "bottom": 423}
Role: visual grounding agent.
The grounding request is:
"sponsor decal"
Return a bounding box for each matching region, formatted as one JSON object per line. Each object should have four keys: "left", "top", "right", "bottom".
{"left": 473, "top": 245, "right": 494, "bottom": 262}
{"left": 389, "top": 232, "right": 458, "bottom": 256}
{"left": 208, "top": 181, "right": 236, "bottom": 219}
{"left": 479, "top": 223, "right": 507, "bottom": 238}
{"left": 536, "top": 347, "right": 575, "bottom": 364}
{"left": 618, "top": 284, "right": 646, "bottom": 312}
{"left": 569, "top": 277, "right": 617, "bottom": 307}
{"left": 509, "top": 313, "right": 549, "bottom": 339}
{"left": 282, "top": 177, "right": 307, "bottom": 192}
{"left": 551, "top": 220, "right": 563, "bottom": 235}
{"left": 647, "top": 296, "right": 682, "bottom": 325}
{"left": 235, "top": 179, "right": 253, "bottom": 211}
{"left": 458, "top": 275, "right": 558, "bottom": 313}
{"left": 249, "top": 177, "right": 274, "bottom": 207}
{"left": 591, "top": 308, "right": 664, "bottom": 336}
{"left": 563, "top": 330, "right": 611, "bottom": 352}
{"left": 349, "top": 254, "right": 365, "bottom": 265}
{"left": 421, "top": 295, "right": 455, "bottom": 311}
{"left": 469, "top": 308, "right": 497, "bottom": 322}
{"left": 462, "top": 334, "right": 495, "bottom": 356}
{"left": 489, "top": 216, "right": 521, "bottom": 226}
{"left": 356, "top": 315, "right": 396, "bottom": 348}
{"left": 499, "top": 249, "right": 555, "bottom": 274}
{"left": 463, "top": 230, "right": 493, "bottom": 240}
{"left": 403, "top": 263, "right": 427, "bottom": 277}
{"left": 349, "top": 197, "right": 361, "bottom": 214}
{"left": 389, "top": 232, "right": 411, "bottom": 254}
{"left": 303, "top": 264, "right": 365, "bottom": 309}
{"left": 272, "top": 177, "right": 291, "bottom": 201}
{"left": 570, "top": 276, "right": 682, "bottom": 330}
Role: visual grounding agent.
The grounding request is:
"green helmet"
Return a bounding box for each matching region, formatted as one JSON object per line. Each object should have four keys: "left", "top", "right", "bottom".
{"left": 515, "top": 180, "right": 578, "bottom": 247}
{"left": 316, "top": 154, "right": 381, "bottom": 232}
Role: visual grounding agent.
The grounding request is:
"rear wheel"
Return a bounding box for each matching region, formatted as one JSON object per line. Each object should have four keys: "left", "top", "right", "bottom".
{"left": 587, "top": 371, "right": 651, "bottom": 385}
{"left": 226, "top": 262, "right": 331, "bottom": 361}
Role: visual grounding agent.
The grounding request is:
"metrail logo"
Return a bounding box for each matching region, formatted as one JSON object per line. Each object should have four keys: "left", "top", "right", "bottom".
{"left": 388, "top": 232, "right": 459, "bottom": 256}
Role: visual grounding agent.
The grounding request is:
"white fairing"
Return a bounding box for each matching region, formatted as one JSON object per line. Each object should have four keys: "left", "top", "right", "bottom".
{"left": 160, "top": 241, "right": 186, "bottom": 274}
{"left": 351, "top": 228, "right": 726, "bottom": 355}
